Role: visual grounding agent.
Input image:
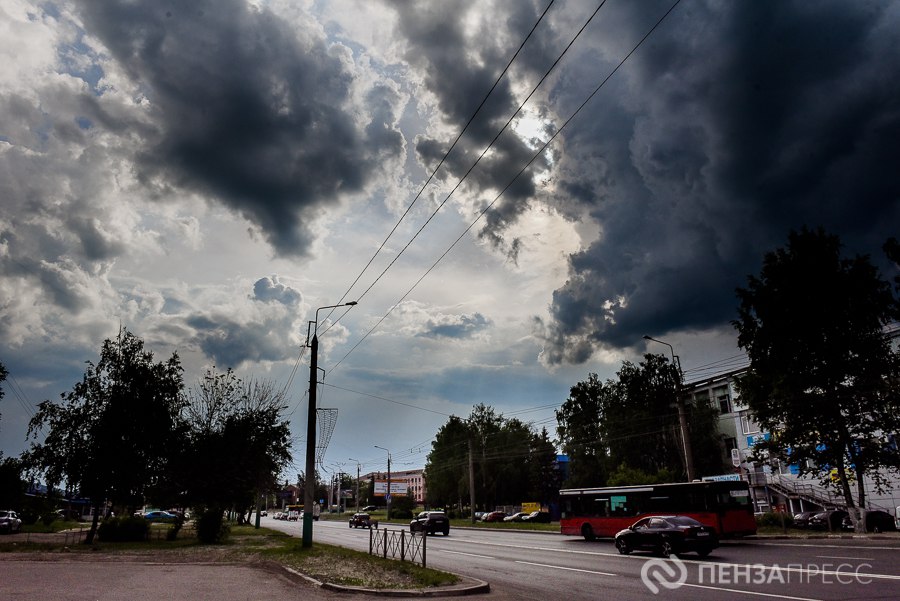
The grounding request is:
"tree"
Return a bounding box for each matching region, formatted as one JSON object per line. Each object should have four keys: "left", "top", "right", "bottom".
{"left": 733, "top": 228, "right": 900, "bottom": 531}
{"left": 25, "top": 329, "right": 185, "bottom": 543}
{"left": 556, "top": 374, "right": 608, "bottom": 487}
{"left": 527, "top": 428, "right": 562, "bottom": 506}
{"left": 425, "top": 404, "right": 559, "bottom": 511}
{"left": 557, "top": 358, "right": 725, "bottom": 486}
{"left": 180, "top": 368, "right": 292, "bottom": 541}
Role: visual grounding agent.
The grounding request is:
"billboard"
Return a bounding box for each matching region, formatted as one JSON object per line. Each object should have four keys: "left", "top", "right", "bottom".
{"left": 373, "top": 481, "right": 409, "bottom": 496}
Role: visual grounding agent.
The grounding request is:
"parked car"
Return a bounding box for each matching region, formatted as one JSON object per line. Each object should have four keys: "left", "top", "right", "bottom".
{"left": 504, "top": 512, "right": 529, "bottom": 522}
{"left": 142, "top": 510, "right": 178, "bottom": 522}
{"left": 0, "top": 510, "right": 23, "bottom": 534}
{"left": 349, "top": 512, "right": 377, "bottom": 529}
{"left": 841, "top": 510, "right": 897, "bottom": 533}
{"left": 614, "top": 515, "right": 718, "bottom": 558}
{"left": 482, "top": 511, "right": 507, "bottom": 523}
{"left": 808, "top": 510, "right": 848, "bottom": 531}
{"left": 362, "top": 505, "right": 377, "bottom": 512}
{"left": 259, "top": 510, "right": 267, "bottom": 517}
{"left": 410, "top": 511, "right": 450, "bottom": 536}
{"left": 792, "top": 511, "right": 818, "bottom": 529}
{"left": 521, "top": 511, "right": 552, "bottom": 523}
{"left": 55, "top": 508, "right": 84, "bottom": 522}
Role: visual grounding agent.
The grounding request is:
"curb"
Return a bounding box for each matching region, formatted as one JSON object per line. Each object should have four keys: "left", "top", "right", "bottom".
{"left": 280, "top": 565, "right": 490, "bottom": 597}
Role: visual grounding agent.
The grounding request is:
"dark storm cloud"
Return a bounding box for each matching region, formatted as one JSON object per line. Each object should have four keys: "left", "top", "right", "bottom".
{"left": 419, "top": 312, "right": 491, "bottom": 339}
{"left": 74, "top": 0, "right": 403, "bottom": 257}
{"left": 393, "top": 0, "right": 548, "bottom": 252}
{"left": 530, "top": 0, "right": 900, "bottom": 363}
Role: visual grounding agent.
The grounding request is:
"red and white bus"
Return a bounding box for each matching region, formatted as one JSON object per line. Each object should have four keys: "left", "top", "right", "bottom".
{"left": 560, "top": 480, "right": 757, "bottom": 540}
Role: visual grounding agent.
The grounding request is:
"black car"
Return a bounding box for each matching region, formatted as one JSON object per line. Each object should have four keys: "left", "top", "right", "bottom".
{"left": 521, "top": 511, "right": 552, "bottom": 523}
{"left": 614, "top": 515, "right": 718, "bottom": 558}
{"left": 410, "top": 511, "right": 450, "bottom": 536}
{"left": 792, "top": 511, "right": 818, "bottom": 529}
{"left": 808, "top": 510, "right": 848, "bottom": 531}
{"left": 349, "top": 512, "right": 377, "bottom": 529}
{"left": 841, "top": 510, "right": 897, "bottom": 533}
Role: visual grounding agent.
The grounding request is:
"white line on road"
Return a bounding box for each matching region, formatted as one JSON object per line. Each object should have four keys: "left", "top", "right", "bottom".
{"left": 515, "top": 560, "right": 616, "bottom": 576}
{"left": 678, "top": 582, "right": 822, "bottom": 601}
{"left": 815, "top": 555, "right": 874, "bottom": 561}
{"left": 439, "top": 550, "right": 495, "bottom": 559}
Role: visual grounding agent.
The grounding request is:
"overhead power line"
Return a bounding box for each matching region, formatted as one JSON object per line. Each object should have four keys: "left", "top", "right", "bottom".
{"left": 329, "top": 0, "right": 683, "bottom": 374}
{"left": 318, "top": 0, "right": 558, "bottom": 335}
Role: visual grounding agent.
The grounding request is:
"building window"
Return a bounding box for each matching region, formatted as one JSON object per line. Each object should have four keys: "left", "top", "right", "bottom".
{"left": 740, "top": 414, "right": 760, "bottom": 435}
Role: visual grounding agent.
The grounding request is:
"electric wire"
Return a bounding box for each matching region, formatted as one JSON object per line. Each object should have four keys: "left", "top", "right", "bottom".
{"left": 328, "top": 0, "right": 683, "bottom": 375}
{"left": 317, "top": 0, "right": 558, "bottom": 334}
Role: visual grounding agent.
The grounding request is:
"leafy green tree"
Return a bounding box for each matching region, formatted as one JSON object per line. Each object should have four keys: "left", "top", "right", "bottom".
{"left": 527, "top": 427, "right": 562, "bottom": 506}
{"left": 425, "top": 415, "right": 469, "bottom": 508}
{"left": 25, "top": 330, "right": 184, "bottom": 543}
{"left": 734, "top": 228, "right": 900, "bottom": 531}
{"left": 425, "top": 405, "right": 559, "bottom": 511}
{"left": 180, "top": 368, "right": 292, "bottom": 541}
{"left": 558, "top": 357, "right": 725, "bottom": 486}
{"left": 556, "top": 373, "right": 608, "bottom": 487}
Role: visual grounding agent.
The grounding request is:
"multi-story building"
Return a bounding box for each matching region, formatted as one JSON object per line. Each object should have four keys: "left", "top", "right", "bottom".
{"left": 683, "top": 368, "right": 900, "bottom": 518}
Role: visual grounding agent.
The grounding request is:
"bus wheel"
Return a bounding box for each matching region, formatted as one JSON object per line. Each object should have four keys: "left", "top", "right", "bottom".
{"left": 581, "top": 524, "right": 596, "bottom": 541}
{"left": 615, "top": 538, "right": 631, "bottom": 555}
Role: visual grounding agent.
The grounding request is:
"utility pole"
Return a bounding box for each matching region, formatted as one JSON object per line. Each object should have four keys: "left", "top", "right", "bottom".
{"left": 468, "top": 438, "right": 476, "bottom": 524}
{"left": 375, "top": 445, "right": 392, "bottom": 520}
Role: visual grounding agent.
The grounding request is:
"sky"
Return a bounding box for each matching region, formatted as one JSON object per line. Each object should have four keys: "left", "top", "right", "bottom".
{"left": 2, "top": 0, "right": 899, "bottom": 481}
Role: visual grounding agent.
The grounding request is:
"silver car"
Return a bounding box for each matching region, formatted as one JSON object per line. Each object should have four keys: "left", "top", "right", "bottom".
{"left": 0, "top": 510, "right": 23, "bottom": 534}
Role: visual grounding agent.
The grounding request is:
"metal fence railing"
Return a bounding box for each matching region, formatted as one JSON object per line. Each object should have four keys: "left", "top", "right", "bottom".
{"left": 369, "top": 528, "right": 427, "bottom": 567}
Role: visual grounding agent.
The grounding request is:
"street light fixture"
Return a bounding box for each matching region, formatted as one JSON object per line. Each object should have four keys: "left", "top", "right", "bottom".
{"left": 643, "top": 335, "right": 695, "bottom": 481}
{"left": 374, "top": 445, "right": 392, "bottom": 520}
{"left": 302, "top": 301, "right": 358, "bottom": 548}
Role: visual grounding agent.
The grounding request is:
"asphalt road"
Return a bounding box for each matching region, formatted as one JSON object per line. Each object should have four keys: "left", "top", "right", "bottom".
{"left": 266, "top": 516, "right": 900, "bottom": 601}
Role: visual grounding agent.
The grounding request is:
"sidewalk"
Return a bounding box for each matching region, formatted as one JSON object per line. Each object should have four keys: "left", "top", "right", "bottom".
{"left": 0, "top": 553, "right": 490, "bottom": 600}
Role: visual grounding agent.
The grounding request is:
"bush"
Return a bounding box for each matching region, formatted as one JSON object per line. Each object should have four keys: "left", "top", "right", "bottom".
{"left": 391, "top": 508, "right": 413, "bottom": 519}
{"left": 196, "top": 509, "right": 230, "bottom": 543}
{"left": 98, "top": 516, "right": 149, "bottom": 542}
{"left": 755, "top": 511, "right": 793, "bottom": 528}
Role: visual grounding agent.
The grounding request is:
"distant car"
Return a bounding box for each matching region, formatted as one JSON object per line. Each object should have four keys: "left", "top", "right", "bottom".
{"left": 504, "top": 512, "right": 529, "bottom": 522}
{"left": 362, "top": 505, "right": 377, "bottom": 512}
{"left": 55, "top": 508, "right": 84, "bottom": 522}
{"left": 482, "top": 511, "right": 507, "bottom": 523}
{"left": 349, "top": 512, "right": 377, "bottom": 529}
{"left": 142, "top": 510, "right": 178, "bottom": 522}
{"left": 410, "top": 511, "right": 450, "bottom": 536}
{"left": 842, "top": 510, "right": 897, "bottom": 533}
{"left": 0, "top": 510, "right": 23, "bottom": 534}
{"left": 792, "top": 511, "right": 818, "bottom": 529}
{"left": 808, "top": 510, "right": 848, "bottom": 531}
{"left": 615, "top": 515, "right": 718, "bottom": 558}
{"left": 259, "top": 510, "right": 267, "bottom": 517}
{"left": 474, "top": 512, "right": 486, "bottom": 521}
{"left": 521, "top": 511, "right": 552, "bottom": 523}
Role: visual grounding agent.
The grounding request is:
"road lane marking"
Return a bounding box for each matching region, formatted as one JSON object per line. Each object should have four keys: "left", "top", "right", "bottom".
{"left": 515, "top": 560, "right": 615, "bottom": 576}
{"left": 753, "top": 542, "right": 899, "bottom": 551}
{"left": 440, "top": 550, "right": 494, "bottom": 559}
{"left": 677, "top": 582, "right": 822, "bottom": 601}
{"left": 815, "top": 555, "right": 874, "bottom": 561}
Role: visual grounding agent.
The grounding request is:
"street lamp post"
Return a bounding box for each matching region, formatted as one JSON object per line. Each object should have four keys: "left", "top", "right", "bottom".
{"left": 375, "top": 445, "right": 392, "bottom": 520}
{"left": 643, "top": 335, "right": 695, "bottom": 481}
{"left": 303, "top": 301, "right": 357, "bottom": 548}
{"left": 348, "top": 458, "right": 361, "bottom": 512}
